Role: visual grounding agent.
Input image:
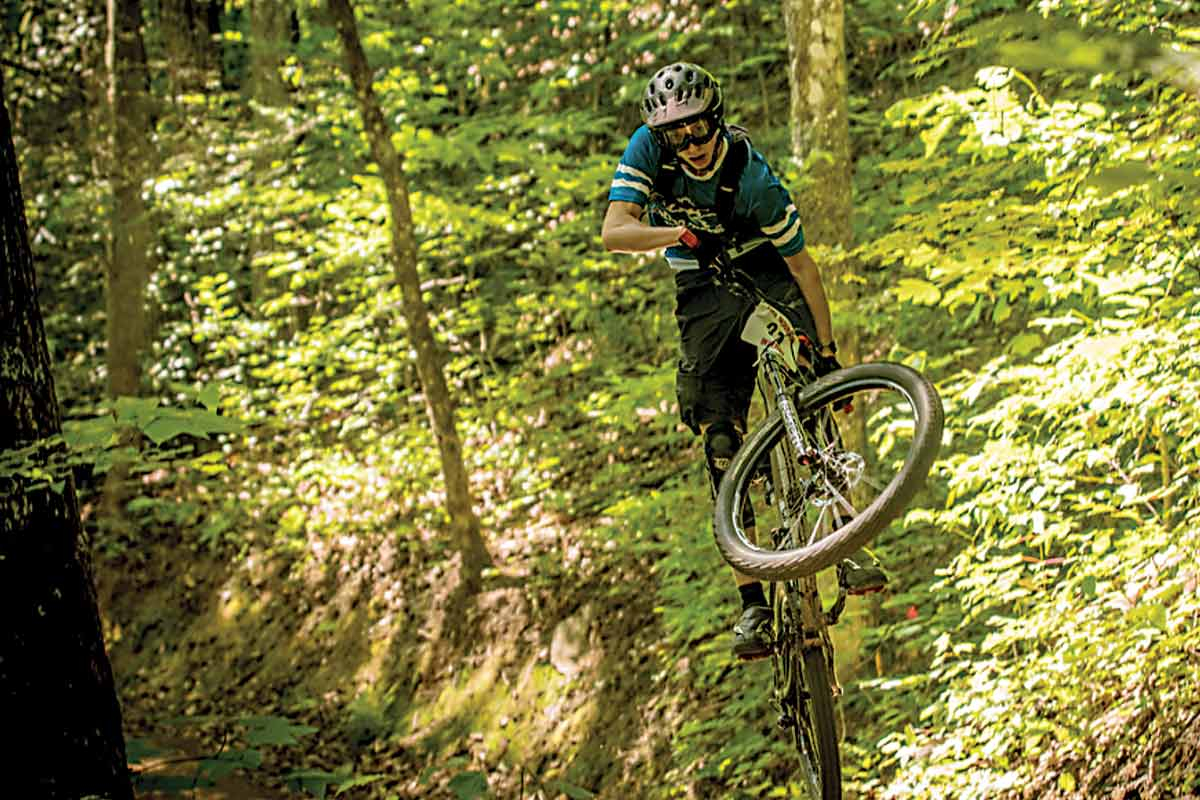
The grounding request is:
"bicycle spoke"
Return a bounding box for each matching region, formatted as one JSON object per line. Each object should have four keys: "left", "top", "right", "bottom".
{"left": 826, "top": 483, "right": 858, "bottom": 520}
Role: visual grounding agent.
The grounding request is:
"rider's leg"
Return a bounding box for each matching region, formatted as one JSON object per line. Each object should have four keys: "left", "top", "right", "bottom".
{"left": 703, "top": 416, "right": 774, "bottom": 660}
{"left": 701, "top": 417, "right": 761, "bottom": 575}
{"left": 675, "top": 280, "right": 774, "bottom": 660}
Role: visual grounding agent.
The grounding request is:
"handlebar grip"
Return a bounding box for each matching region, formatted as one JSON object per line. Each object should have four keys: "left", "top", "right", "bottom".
{"left": 679, "top": 229, "right": 700, "bottom": 249}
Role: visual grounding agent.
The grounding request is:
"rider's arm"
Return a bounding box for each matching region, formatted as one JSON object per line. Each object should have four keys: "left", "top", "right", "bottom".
{"left": 784, "top": 248, "right": 835, "bottom": 351}
{"left": 602, "top": 201, "right": 686, "bottom": 253}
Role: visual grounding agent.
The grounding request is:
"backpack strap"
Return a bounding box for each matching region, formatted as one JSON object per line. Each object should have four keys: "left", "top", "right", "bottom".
{"left": 652, "top": 157, "right": 679, "bottom": 204}
{"left": 651, "top": 125, "right": 752, "bottom": 235}
{"left": 715, "top": 125, "right": 751, "bottom": 234}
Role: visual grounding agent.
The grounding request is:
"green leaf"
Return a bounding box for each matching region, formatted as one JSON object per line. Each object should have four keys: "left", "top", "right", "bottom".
{"left": 124, "top": 737, "right": 165, "bottom": 765}
{"left": 141, "top": 416, "right": 196, "bottom": 446}
{"left": 547, "top": 779, "right": 596, "bottom": 799}
{"left": 921, "top": 116, "right": 955, "bottom": 158}
{"left": 62, "top": 416, "right": 118, "bottom": 450}
{"left": 284, "top": 769, "right": 343, "bottom": 799}
{"left": 448, "top": 771, "right": 489, "bottom": 800}
{"left": 1059, "top": 771, "right": 1077, "bottom": 792}
{"left": 114, "top": 396, "right": 161, "bottom": 426}
{"left": 1009, "top": 333, "right": 1042, "bottom": 357}
{"left": 895, "top": 278, "right": 942, "bottom": 306}
{"left": 1087, "top": 162, "right": 1155, "bottom": 195}
{"left": 199, "top": 749, "right": 262, "bottom": 781}
{"left": 334, "top": 775, "right": 385, "bottom": 796}
{"left": 992, "top": 297, "right": 1012, "bottom": 324}
{"left": 198, "top": 383, "right": 222, "bottom": 411}
{"left": 243, "top": 715, "right": 319, "bottom": 746}
{"left": 140, "top": 409, "right": 243, "bottom": 445}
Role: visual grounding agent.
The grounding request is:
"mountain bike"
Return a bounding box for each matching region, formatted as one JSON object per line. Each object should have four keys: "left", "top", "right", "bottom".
{"left": 709, "top": 260, "right": 944, "bottom": 799}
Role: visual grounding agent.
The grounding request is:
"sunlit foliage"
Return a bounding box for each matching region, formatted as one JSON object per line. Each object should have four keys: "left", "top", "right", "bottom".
{"left": 4, "top": 0, "right": 1199, "bottom": 796}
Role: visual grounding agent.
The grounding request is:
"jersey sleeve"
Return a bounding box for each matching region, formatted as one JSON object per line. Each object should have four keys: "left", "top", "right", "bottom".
{"left": 739, "top": 150, "right": 806, "bottom": 257}
{"left": 608, "top": 125, "right": 662, "bottom": 207}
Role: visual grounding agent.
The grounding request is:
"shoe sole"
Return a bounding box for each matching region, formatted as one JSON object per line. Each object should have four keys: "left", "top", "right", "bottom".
{"left": 733, "top": 645, "right": 772, "bottom": 661}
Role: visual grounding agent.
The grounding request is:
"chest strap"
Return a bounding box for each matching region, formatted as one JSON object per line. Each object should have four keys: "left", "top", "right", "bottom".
{"left": 652, "top": 125, "right": 753, "bottom": 236}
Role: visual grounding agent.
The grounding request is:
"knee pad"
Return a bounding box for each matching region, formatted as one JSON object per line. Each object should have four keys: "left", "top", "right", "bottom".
{"left": 705, "top": 421, "right": 756, "bottom": 528}
{"left": 704, "top": 420, "right": 742, "bottom": 491}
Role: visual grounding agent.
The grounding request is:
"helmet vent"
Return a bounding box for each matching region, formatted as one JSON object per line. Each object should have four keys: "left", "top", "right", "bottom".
{"left": 639, "top": 62, "right": 723, "bottom": 130}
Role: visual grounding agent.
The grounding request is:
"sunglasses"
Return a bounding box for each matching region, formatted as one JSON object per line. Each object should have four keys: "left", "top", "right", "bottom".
{"left": 661, "top": 117, "right": 719, "bottom": 151}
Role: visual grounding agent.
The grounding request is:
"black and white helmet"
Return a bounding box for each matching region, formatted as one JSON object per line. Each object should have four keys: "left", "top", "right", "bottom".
{"left": 640, "top": 62, "right": 723, "bottom": 130}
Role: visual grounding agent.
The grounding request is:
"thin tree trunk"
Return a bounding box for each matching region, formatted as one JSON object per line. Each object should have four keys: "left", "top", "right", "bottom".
{"left": 783, "top": 6, "right": 862, "bottom": 356}
{"left": 104, "top": 0, "right": 155, "bottom": 522}
{"left": 106, "top": 0, "right": 154, "bottom": 400}
{"left": 248, "top": 0, "right": 295, "bottom": 318}
{"left": 0, "top": 71, "right": 133, "bottom": 800}
{"left": 326, "top": 0, "right": 492, "bottom": 590}
{"left": 248, "top": 0, "right": 293, "bottom": 108}
{"left": 160, "top": 0, "right": 212, "bottom": 92}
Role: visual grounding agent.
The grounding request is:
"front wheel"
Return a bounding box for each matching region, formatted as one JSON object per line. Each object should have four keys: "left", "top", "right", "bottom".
{"left": 714, "top": 362, "right": 943, "bottom": 581}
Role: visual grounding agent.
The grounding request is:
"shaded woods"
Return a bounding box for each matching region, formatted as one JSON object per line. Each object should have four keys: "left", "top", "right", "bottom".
{"left": 2, "top": 1, "right": 1198, "bottom": 798}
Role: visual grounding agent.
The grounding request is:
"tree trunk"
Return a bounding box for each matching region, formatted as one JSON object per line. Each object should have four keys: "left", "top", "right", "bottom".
{"left": 326, "top": 0, "right": 493, "bottom": 590}
{"left": 106, "top": 0, "right": 154, "bottom": 399}
{"left": 782, "top": 0, "right": 853, "bottom": 250}
{"left": 247, "top": 0, "right": 295, "bottom": 317}
{"left": 0, "top": 71, "right": 134, "bottom": 800}
{"left": 104, "top": 0, "right": 155, "bottom": 522}
{"left": 248, "top": 0, "right": 293, "bottom": 108}
{"left": 160, "top": 0, "right": 214, "bottom": 92}
{"left": 106, "top": 0, "right": 153, "bottom": 400}
{"left": 782, "top": 0, "right": 868, "bottom": 463}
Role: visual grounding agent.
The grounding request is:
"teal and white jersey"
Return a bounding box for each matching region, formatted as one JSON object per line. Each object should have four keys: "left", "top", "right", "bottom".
{"left": 609, "top": 124, "right": 805, "bottom": 271}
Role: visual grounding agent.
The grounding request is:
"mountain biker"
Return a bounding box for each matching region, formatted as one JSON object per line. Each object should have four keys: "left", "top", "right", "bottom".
{"left": 601, "top": 62, "right": 886, "bottom": 660}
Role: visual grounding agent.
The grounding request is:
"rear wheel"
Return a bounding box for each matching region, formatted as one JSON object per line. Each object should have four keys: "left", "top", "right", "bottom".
{"left": 714, "top": 362, "right": 943, "bottom": 581}
{"left": 769, "top": 582, "right": 841, "bottom": 799}
{"left": 797, "top": 646, "right": 841, "bottom": 799}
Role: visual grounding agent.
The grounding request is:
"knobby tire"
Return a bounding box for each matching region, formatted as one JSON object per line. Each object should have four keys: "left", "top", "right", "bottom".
{"left": 714, "top": 362, "right": 943, "bottom": 581}
{"left": 769, "top": 582, "right": 841, "bottom": 799}
{"left": 799, "top": 647, "right": 841, "bottom": 799}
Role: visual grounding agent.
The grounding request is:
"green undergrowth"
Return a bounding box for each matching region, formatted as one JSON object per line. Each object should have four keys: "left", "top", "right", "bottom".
{"left": 14, "top": 0, "right": 1200, "bottom": 796}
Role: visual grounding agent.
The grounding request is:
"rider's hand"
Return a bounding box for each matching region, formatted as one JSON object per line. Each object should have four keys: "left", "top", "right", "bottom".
{"left": 813, "top": 351, "right": 842, "bottom": 378}
{"left": 813, "top": 347, "right": 853, "bottom": 412}
{"left": 679, "top": 229, "right": 728, "bottom": 271}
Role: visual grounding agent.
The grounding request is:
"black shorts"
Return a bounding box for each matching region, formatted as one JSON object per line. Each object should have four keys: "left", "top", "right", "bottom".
{"left": 674, "top": 243, "right": 816, "bottom": 434}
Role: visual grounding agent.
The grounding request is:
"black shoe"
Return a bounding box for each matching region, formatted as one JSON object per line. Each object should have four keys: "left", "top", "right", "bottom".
{"left": 732, "top": 604, "right": 773, "bottom": 661}
{"left": 839, "top": 553, "right": 888, "bottom": 595}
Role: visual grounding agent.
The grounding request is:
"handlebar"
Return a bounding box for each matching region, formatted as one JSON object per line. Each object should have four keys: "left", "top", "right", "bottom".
{"left": 678, "top": 228, "right": 766, "bottom": 302}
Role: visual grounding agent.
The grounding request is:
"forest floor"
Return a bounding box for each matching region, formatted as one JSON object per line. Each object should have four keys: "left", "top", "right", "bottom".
{"left": 95, "top": 469, "right": 692, "bottom": 799}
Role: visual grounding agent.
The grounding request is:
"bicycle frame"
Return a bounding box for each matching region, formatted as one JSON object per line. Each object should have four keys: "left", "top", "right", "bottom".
{"left": 714, "top": 263, "right": 944, "bottom": 797}
{"left": 725, "top": 273, "right": 853, "bottom": 631}
{"left": 756, "top": 348, "right": 846, "bottom": 680}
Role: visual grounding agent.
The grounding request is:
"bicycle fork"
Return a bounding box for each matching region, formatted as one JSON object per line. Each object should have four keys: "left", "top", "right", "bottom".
{"left": 760, "top": 353, "right": 813, "bottom": 462}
